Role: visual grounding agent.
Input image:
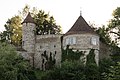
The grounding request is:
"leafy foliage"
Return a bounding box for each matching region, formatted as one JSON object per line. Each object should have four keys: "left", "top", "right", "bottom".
{"left": 41, "top": 51, "right": 56, "bottom": 70}
{"left": 62, "top": 45, "right": 84, "bottom": 62}
{"left": 99, "top": 58, "right": 114, "bottom": 80}
{"left": 39, "top": 49, "right": 100, "bottom": 80}
{"left": 0, "top": 16, "right": 22, "bottom": 46}
{"left": 108, "top": 7, "right": 120, "bottom": 44}
{"left": 0, "top": 5, "right": 62, "bottom": 46}
{"left": 86, "top": 49, "right": 96, "bottom": 65}
{"left": 40, "top": 60, "right": 85, "bottom": 80}
{"left": 85, "top": 49, "right": 99, "bottom": 80}
{"left": 3, "top": 16, "right": 22, "bottom": 46}
{"left": 34, "top": 10, "right": 62, "bottom": 35}
{"left": 108, "top": 62, "right": 120, "bottom": 80}
{"left": 0, "top": 42, "right": 37, "bottom": 80}
{"left": 85, "top": 63, "right": 99, "bottom": 80}
{"left": 110, "top": 45, "right": 120, "bottom": 62}
{"left": 95, "top": 26, "right": 111, "bottom": 45}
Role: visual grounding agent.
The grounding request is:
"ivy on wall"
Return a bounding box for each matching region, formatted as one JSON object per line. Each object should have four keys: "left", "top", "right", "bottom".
{"left": 62, "top": 45, "right": 97, "bottom": 65}
{"left": 41, "top": 51, "right": 56, "bottom": 70}
{"left": 62, "top": 45, "right": 84, "bottom": 62}
{"left": 86, "top": 49, "right": 96, "bottom": 65}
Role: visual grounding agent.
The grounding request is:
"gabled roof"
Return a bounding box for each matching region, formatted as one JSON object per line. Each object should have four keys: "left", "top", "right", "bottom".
{"left": 65, "top": 15, "right": 96, "bottom": 35}
{"left": 22, "top": 12, "right": 35, "bottom": 23}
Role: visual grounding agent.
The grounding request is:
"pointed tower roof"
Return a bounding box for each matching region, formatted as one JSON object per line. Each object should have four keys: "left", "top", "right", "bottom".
{"left": 65, "top": 16, "right": 96, "bottom": 35}
{"left": 22, "top": 12, "right": 35, "bottom": 23}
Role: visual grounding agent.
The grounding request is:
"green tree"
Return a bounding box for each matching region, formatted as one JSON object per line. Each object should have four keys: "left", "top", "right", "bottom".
{"left": 107, "top": 7, "right": 120, "bottom": 44}
{"left": 108, "top": 7, "right": 120, "bottom": 30}
{"left": 85, "top": 49, "right": 99, "bottom": 80}
{"left": 40, "top": 60, "right": 85, "bottom": 80}
{"left": 62, "top": 45, "right": 84, "bottom": 62}
{"left": 106, "top": 7, "right": 120, "bottom": 62}
{"left": 1, "top": 5, "right": 62, "bottom": 45}
{"left": 108, "top": 62, "right": 120, "bottom": 80}
{"left": 4, "top": 16, "right": 22, "bottom": 46}
{"left": 95, "top": 26, "right": 111, "bottom": 45}
{"left": 0, "top": 42, "right": 37, "bottom": 80}
{"left": 34, "top": 10, "right": 62, "bottom": 35}
{"left": 99, "top": 58, "right": 114, "bottom": 80}
{"left": 0, "top": 31, "right": 9, "bottom": 42}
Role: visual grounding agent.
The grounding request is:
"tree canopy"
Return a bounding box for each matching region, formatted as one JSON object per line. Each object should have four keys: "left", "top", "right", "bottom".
{"left": 0, "top": 42, "right": 37, "bottom": 80}
{"left": 0, "top": 5, "right": 62, "bottom": 46}
{"left": 108, "top": 7, "right": 120, "bottom": 44}
{"left": 34, "top": 10, "right": 62, "bottom": 35}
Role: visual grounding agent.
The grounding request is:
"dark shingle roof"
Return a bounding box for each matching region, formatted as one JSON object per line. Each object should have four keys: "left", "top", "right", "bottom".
{"left": 65, "top": 16, "right": 96, "bottom": 35}
{"left": 22, "top": 12, "right": 35, "bottom": 23}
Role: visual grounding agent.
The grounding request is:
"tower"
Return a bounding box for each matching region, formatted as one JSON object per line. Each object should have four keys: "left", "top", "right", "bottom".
{"left": 63, "top": 15, "right": 99, "bottom": 65}
{"left": 22, "top": 12, "right": 36, "bottom": 55}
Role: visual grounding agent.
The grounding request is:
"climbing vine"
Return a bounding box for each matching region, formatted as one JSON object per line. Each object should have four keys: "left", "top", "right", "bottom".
{"left": 41, "top": 51, "right": 56, "bottom": 70}
{"left": 62, "top": 45, "right": 84, "bottom": 62}
{"left": 86, "top": 49, "right": 96, "bottom": 65}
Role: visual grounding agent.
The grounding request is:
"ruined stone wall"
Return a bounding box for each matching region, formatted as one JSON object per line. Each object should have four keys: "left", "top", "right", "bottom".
{"left": 34, "top": 35, "right": 62, "bottom": 69}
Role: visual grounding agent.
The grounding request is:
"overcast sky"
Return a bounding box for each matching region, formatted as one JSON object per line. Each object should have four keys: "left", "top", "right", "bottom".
{"left": 0, "top": 0, "right": 120, "bottom": 33}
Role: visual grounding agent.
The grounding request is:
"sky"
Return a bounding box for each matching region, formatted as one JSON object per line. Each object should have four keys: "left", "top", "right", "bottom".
{"left": 0, "top": 0, "right": 120, "bottom": 33}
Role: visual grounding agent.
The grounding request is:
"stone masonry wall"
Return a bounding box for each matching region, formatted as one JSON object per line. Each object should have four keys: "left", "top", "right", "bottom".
{"left": 22, "top": 23, "right": 35, "bottom": 54}
{"left": 34, "top": 35, "right": 62, "bottom": 69}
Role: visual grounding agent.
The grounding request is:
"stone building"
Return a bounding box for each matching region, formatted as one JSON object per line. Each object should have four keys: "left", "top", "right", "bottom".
{"left": 21, "top": 12, "right": 62, "bottom": 69}
{"left": 63, "top": 15, "right": 99, "bottom": 65}
{"left": 19, "top": 12, "right": 109, "bottom": 69}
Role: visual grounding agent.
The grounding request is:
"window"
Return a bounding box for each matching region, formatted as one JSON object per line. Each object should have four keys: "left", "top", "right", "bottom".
{"left": 66, "top": 38, "right": 69, "bottom": 45}
{"left": 73, "top": 37, "right": 76, "bottom": 44}
{"left": 91, "top": 37, "right": 97, "bottom": 45}
{"left": 66, "top": 37, "right": 76, "bottom": 45}
{"left": 22, "top": 41, "right": 24, "bottom": 46}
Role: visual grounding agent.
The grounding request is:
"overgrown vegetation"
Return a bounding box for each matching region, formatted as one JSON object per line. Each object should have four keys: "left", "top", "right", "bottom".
{"left": 0, "top": 42, "right": 37, "bottom": 80}
{"left": 62, "top": 45, "right": 84, "bottom": 61}
{"left": 41, "top": 51, "right": 56, "bottom": 70}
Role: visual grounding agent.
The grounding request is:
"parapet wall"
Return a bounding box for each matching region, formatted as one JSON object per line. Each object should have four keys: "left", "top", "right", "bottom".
{"left": 36, "top": 34, "right": 62, "bottom": 40}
